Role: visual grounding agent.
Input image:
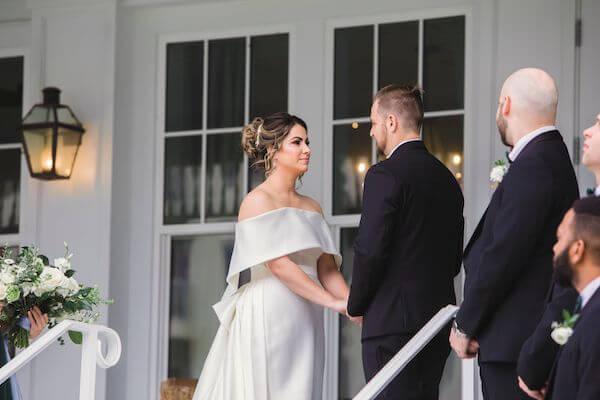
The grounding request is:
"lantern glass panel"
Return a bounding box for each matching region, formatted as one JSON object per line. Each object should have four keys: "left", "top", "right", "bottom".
{"left": 22, "top": 127, "right": 53, "bottom": 174}
{"left": 23, "top": 106, "right": 55, "bottom": 125}
{"left": 55, "top": 128, "right": 81, "bottom": 177}
{"left": 56, "top": 107, "right": 80, "bottom": 126}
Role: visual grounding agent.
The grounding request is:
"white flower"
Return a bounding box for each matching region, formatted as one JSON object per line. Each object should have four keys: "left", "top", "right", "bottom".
{"left": 490, "top": 164, "right": 509, "bottom": 183}
{"left": 551, "top": 326, "right": 573, "bottom": 345}
{"left": 37, "top": 266, "right": 68, "bottom": 294}
{"left": 21, "top": 282, "right": 35, "bottom": 297}
{"left": 54, "top": 257, "right": 70, "bottom": 273}
{"left": 67, "top": 277, "right": 80, "bottom": 294}
{"left": 3, "top": 259, "right": 14, "bottom": 265}
{"left": 0, "top": 269, "right": 16, "bottom": 285}
{"left": 0, "top": 281, "right": 6, "bottom": 300}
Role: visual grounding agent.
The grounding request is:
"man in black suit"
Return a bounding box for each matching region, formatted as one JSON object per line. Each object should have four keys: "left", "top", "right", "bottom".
{"left": 347, "top": 85, "right": 464, "bottom": 399}
{"left": 544, "top": 197, "right": 600, "bottom": 399}
{"left": 450, "top": 68, "right": 579, "bottom": 399}
{"left": 517, "top": 113, "right": 600, "bottom": 398}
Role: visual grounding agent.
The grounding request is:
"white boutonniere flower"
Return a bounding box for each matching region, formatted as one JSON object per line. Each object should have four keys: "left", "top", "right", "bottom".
{"left": 490, "top": 159, "right": 509, "bottom": 185}
{"left": 551, "top": 310, "right": 579, "bottom": 345}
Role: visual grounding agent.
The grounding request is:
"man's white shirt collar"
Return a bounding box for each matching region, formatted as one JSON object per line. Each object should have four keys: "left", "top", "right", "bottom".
{"left": 387, "top": 138, "right": 421, "bottom": 159}
{"left": 508, "top": 125, "right": 556, "bottom": 162}
{"left": 580, "top": 276, "right": 600, "bottom": 309}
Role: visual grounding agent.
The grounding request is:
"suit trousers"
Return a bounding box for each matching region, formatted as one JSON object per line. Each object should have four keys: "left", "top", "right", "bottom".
{"left": 479, "top": 361, "right": 530, "bottom": 400}
{"left": 362, "top": 326, "right": 451, "bottom": 400}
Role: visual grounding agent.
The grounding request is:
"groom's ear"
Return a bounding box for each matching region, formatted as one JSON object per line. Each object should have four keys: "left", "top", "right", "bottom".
{"left": 501, "top": 96, "right": 511, "bottom": 116}
{"left": 386, "top": 112, "right": 399, "bottom": 132}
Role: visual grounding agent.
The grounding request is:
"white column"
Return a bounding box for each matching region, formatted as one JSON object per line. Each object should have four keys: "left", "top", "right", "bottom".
{"left": 24, "top": 1, "right": 116, "bottom": 399}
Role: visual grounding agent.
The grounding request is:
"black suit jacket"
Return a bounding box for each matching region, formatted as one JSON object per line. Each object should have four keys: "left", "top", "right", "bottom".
{"left": 517, "top": 282, "right": 578, "bottom": 389}
{"left": 347, "top": 141, "right": 464, "bottom": 340}
{"left": 455, "top": 130, "right": 579, "bottom": 362}
{"left": 548, "top": 288, "right": 600, "bottom": 400}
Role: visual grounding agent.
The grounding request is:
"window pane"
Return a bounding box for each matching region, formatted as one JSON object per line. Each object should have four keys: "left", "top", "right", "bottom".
{"left": 206, "top": 133, "right": 244, "bottom": 222}
{"left": 378, "top": 21, "right": 418, "bottom": 89}
{"left": 208, "top": 38, "right": 245, "bottom": 129}
{"left": 168, "top": 234, "right": 234, "bottom": 378}
{"left": 0, "top": 149, "right": 21, "bottom": 234}
{"left": 423, "top": 115, "right": 464, "bottom": 188}
{"left": 333, "top": 123, "right": 371, "bottom": 215}
{"left": 248, "top": 163, "right": 264, "bottom": 192}
{"left": 166, "top": 42, "right": 204, "bottom": 132}
{"left": 338, "top": 227, "right": 364, "bottom": 399}
{"left": 164, "top": 136, "right": 203, "bottom": 224}
{"left": 423, "top": 16, "right": 465, "bottom": 111}
{"left": 0, "top": 57, "right": 24, "bottom": 144}
{"left": 250, "top": 34, "right": 289, "bottom": 119}
{"left": 334, "top": 26, "right": 373, "bottom": 119}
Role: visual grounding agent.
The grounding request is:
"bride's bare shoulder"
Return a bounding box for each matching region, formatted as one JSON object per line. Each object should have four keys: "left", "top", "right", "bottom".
{"left": 238, "top": 188, "right": 278, "bottom": 221}
{"left": 296, "top": 194, "right": 324, "bottom": 216}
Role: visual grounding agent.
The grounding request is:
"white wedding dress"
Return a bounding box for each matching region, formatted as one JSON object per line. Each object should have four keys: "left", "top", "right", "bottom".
{"left": 193, "top": 207, "right": 342, "bottom": 400}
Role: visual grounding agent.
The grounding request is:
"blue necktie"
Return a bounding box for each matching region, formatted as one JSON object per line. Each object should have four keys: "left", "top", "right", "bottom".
{"left": 573, "top": 296, "right": 582, "bottom": 314}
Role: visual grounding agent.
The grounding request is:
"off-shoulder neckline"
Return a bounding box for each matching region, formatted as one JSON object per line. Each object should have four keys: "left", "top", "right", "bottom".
{"left": 237, "top": 206, "right": 323, "bottom": 224}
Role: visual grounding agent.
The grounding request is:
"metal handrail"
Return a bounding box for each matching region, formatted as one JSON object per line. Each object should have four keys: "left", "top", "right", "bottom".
{"left": 353, "top": 305, "right": 459, "bottom": 400}
{"left": 0, "top": 320, "right": 121, "bottom": 400}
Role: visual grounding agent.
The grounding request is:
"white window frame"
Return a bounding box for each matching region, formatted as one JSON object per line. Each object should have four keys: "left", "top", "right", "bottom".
{"left": 323, "top": 8, "right": 473, "bottom": 399}
{"left": 149, "top": 25, "right": 295, "bottom": 396}
{"left": 0, "top": 48, "right": 37, "bottom": 248}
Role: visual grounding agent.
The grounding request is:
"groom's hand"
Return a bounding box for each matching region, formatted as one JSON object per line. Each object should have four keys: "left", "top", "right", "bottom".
{"left": 449, "top": 327, "right": 479, "bottom": 359}
{"left": 518, "top": 376, "right": 546, "bottom": 400}
{"left": 345, "top": 307, "right": 363, "bottom": 327}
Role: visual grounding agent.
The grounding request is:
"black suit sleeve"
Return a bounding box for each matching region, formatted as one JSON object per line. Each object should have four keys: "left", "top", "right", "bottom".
{"left": 455, "top": 158, "right": 553, "bottom": 337}
{"left": 517, "top": 283, "right": 578, "bottom": 390}
{"left": 578, "top": 323, "right": 600, "bottom": 399}
{"left": 347, "top": 165, "right": 401, "bottom": 317}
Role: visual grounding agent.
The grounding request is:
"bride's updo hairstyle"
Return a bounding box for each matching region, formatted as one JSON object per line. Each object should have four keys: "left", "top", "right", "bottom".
{"left": 242, "top": 112, "right": 308, "bottom": 177}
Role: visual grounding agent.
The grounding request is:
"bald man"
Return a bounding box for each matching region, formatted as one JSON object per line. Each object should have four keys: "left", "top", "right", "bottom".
{"left": 583, "top": 113, "right": 600, "bottom": 195}
{"left": 449, "top": 68, "right": 579, "bottom": 399}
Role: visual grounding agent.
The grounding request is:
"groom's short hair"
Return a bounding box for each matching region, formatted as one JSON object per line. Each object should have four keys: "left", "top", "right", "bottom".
{"left": 375, "top": 84, "right": 424, "bottom": 132}
{"left": 573, "top": 197, "right": 600, "bottom": 263}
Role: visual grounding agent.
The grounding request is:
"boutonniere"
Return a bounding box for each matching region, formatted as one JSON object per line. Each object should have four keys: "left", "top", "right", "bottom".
{"left": 551, "top": 309, "right": 579, "bottom": 345}
{"left": 489, "top": 159, "right": 509, "bottom": 188}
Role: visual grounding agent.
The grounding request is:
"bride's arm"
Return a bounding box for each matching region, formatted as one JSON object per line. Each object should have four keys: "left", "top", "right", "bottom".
{"left": 317, "top": 254, "right": 349, "bottom": 301}
{"left": 266, "top": 257, "right": 346, "bottom": 314}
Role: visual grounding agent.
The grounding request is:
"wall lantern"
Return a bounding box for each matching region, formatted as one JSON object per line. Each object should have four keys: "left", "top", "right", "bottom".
{"left": 20, "top": 87, "right": 85, "bottom": 180}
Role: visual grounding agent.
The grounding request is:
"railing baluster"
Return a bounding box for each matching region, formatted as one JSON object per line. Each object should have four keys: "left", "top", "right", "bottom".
{"left": 0, "top": 320, "right": 121, "bottom": 400}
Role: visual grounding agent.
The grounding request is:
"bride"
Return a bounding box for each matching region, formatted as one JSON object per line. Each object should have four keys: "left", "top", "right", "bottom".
{"left": 193, "top": 112, "right": 360, "bottom": 400}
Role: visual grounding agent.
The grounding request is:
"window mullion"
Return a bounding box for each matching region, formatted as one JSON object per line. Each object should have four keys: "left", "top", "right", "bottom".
{"left": 243, "top": 36, "right": 251, "bottom": 193}
{"left": 201, "top": 41, "right": 209, "bottom": 223}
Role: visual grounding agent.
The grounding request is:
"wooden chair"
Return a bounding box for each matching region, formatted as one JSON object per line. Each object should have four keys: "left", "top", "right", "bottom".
{"left": 160, "top": 378, "right": 198, "bottom": 400}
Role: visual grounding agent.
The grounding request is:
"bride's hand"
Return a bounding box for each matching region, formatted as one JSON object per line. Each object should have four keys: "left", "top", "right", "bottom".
{"left": 330, "top": 298, "right": 347, "bottom": 315}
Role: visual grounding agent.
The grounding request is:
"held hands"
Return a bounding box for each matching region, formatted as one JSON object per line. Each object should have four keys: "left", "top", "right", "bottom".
{"left": 449, "top": 327, "right": 479, "bottom": 359}
{"left": 28, "top": 306, "right": 49, "bottom": 340}
{"left": 329, "top": 298, "right": 363, "bottom": 327}
{"left": 518, "top": 376, "right": 546, "bottom": 400}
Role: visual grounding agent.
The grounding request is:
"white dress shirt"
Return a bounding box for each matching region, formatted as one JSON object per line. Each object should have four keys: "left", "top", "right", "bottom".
{"left": 387, "top": 138, "right": 422, "bottom": 159}
{"left": 595, "top": 186, "right": 600, "bottom": 197}
{"left": 508, "top": 125, "right": 557, "bottom": 162}
{"left": 580, "top": 275, "right": 600, "bottom": 309}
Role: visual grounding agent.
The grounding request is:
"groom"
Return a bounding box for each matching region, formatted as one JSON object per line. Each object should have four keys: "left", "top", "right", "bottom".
{"left": 347, "top": 85, "right": 464, "bottom": 399}
{"left": 450, "top": 68, "right": 579, "bottom": 399}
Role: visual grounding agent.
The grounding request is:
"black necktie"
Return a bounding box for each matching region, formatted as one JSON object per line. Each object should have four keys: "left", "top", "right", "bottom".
{"left": 505, "top": 151, "right": 513, "bottom": 165}
{"left": 587, "top": 188, "right": 596, "bottom": 197}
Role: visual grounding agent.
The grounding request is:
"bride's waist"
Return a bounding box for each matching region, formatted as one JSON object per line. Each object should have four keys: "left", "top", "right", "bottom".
{"left": 253, "top": 263, "right": 318, "bottom": 279}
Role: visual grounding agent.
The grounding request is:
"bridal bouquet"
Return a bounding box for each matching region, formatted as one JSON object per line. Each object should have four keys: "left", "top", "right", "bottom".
{"left": 0, "top": 244, "right": 112, "bottom": 348}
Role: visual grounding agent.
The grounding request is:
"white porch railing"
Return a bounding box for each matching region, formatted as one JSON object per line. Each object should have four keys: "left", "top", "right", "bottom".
{"left": 0, "top": 320, "right": 121, "bottom": 400}
{"left": 353, "top": 304, "right": 459, "bottom": 400}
